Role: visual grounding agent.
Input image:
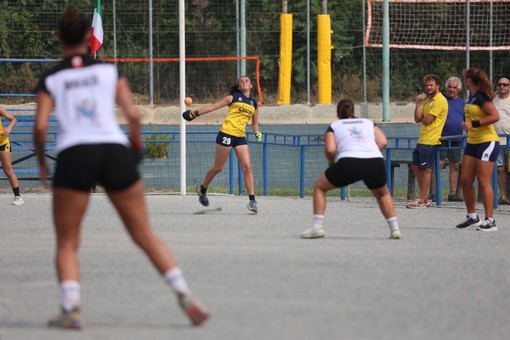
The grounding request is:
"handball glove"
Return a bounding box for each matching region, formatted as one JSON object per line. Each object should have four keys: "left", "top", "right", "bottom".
{"left": 182, "top": 110, "right": 199, "bottom": 121}
{"left": 254, "top": 131, "right": 263, "bottom": 142}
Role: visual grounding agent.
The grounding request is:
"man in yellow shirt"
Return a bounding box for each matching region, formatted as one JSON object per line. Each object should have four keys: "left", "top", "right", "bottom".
{"left": 407, "top": 74, "right": 448, "bottom": 208}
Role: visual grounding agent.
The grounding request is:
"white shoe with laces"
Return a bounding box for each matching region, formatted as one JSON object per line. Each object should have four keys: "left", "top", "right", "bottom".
{"left": 300, "top": 227, "right": 325, "bottom": 239}
{"left": 11, "top": 196, "right": 24, "bottom": 206}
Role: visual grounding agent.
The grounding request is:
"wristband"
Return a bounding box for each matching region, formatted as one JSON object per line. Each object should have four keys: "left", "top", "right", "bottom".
{"left": 129, "top": 137, "right": 143, "bottom": 151}
{"left": 472, "top": 120, "right": 481, "bottom": 128}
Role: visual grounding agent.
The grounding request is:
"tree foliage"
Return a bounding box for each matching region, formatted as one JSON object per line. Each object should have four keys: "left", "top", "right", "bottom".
{"left": 0, "top": 0, "right": 509, "bottom": 103}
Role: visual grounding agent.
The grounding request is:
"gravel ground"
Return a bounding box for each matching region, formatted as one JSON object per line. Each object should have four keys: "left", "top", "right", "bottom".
{"left": 1, "top": 193, "right": 509, "bottom": 340}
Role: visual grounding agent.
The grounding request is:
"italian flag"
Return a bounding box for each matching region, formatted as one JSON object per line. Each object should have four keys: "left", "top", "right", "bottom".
{"left": 90, "top": 0, "right": 103, "bottom": 55}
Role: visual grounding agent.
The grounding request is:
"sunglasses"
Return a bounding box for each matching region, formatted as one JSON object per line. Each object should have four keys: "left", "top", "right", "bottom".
{"left": 497, "top": 83, "right": 510, "bottom": 87}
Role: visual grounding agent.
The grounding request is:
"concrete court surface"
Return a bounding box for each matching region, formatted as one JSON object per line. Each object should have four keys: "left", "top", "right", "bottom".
{"left": 1, "top": 192, "right": 509, "bottom": 340}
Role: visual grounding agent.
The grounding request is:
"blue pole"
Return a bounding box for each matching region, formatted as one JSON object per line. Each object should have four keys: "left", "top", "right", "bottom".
{"left": 300, "top": 146, "right": 305, "bottom": 198}
{"left": 435, "top": 149, "right": 442, "bottom": 206}
{"left": 263, "top": 139, "right": 268, "bottom": 196}
{"left": 238, "top": 159, "right": 243, "bottom": 196}
{"left": 386, "top": 148, "right": 392, "bottom": 195}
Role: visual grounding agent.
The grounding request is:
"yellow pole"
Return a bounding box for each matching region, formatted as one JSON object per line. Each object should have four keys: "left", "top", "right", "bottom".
{"left": 317, "top": 14, "right": 332, "bottom": 104}
{"left": 277, "top": 13, "right": 293, "bottom": 104}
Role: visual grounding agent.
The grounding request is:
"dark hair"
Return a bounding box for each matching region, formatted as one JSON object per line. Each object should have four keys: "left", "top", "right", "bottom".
{"left": 423, "top": 74, "right": 441, "bottom": 86}
{"left": 59, "top": 9, "right": 88, "bottom": 47}
{"left": 228, "top": 76, "right": 252, "bottom": 95}
{"left": 464, "top": 67, "right": 495, "bottom": 100}
{"left": 337, "top": 99, "right": 355, "bottom": 119}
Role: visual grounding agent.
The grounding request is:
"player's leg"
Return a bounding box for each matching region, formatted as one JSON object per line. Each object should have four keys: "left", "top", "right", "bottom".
{"left": 449, "top": 161, "right": 461, "bottom": 199}
{"left": 107, "top": 180, "right": 209, "bottom": 325}
{"left": 460, "top": 155, "right": 476, "bottom": 211}
{"left": 234, "top": 144, "right": 254, "bottom": 195}
{"left": 456, "top": 152, "right": 483, "bottom": 229}
{"left": 197, "top": 143, "right": 232, "bottom": 206}
{"left": 313, "top": 173, "right": 337, "bottom": 215}
{"left": 496, "top": 149, "right": 508, "bottom": 203}
{"left": 233, "top": 144, "right": 258, "bottom": 212}
{"left": 48, "top": 187, "right": 90, "bottom": 329}
{"left": 108, "top": 180, "right": 177, "bottom": 273}
{"left": 372, "top": 185, "right": 401, "bottom": 239}
{"left": 365, "top": 158, "right": 400, "bottom": 239}
{"left": 202, "top": 134, "right": 233, "bottom": 188}
{"left": 0, "top": 145, "right": 23, "bottom": 205}
{"left": 301, "top": 171, "right": 337, "bottom": 239}
{"left": 475, "top": 159, "right": 495, "bottom": 219}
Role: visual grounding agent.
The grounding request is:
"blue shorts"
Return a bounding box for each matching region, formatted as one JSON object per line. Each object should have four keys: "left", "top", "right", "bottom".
{"left": 412, "top": 144, "right": 439, "bottom": 169}
{"left": 215, "top": 131, "right": 247, "bottom": 148}
{"left": 464, "top": 141, "right": 499, "bottom": 162}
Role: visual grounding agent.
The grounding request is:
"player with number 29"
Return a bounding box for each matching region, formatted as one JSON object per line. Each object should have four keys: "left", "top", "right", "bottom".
{"left": 182, "top": 76, "right": 262, "bottom": 213}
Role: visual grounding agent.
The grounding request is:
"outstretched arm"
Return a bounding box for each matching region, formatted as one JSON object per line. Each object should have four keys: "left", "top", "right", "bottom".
{"left": 182, "top": 95, "right": 233, "bottom": 122}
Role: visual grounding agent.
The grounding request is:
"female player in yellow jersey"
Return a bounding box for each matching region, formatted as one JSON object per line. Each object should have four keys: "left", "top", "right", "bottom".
{"left": 0, "top": 106, "right": 23, "bottom": 205}
{"left": 456, "top": 68, "right": 499, "bottom": 231}
{"left": 182, "top": 76, "right": 262, "bottom": 213}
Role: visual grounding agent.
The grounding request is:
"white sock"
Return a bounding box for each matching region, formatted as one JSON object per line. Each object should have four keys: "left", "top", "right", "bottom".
{"left": 468, "top": 212, "right": 477, "bottom": 219}
{"left": 60, "top": 280, "right": 80, "bottom": 312}
{"left": 312, "top": 214, "right": 325, "bottom": 229}
{"left": 386, "top": 216, "right": 399, "bottom": 232}
{"left": 164, "top": 267, "right": 191, "bottom": 295}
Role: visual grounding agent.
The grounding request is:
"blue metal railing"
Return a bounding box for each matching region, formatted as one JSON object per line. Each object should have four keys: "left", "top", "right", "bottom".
{"left": 385, "top": 135, "right": 509, "bottom": 207}
{"left": 2, "top": 117, "right": 509, "bottom": 204}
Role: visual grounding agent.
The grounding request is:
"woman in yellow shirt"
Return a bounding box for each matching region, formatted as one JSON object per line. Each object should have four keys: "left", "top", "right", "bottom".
{"left": 0, "top": 106, "right": 23, "bottom": 205}
{"left": 456, "top": 68, "right": 499, "bottom": 231}
{"left": 183, "top": 76, "right": 262, "bottom": 213}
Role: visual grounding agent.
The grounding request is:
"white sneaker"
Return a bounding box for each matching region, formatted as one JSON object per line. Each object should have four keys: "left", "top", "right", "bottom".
{"left": 300, "top": 227, "right": 325, "bottom": 239}
{"left": 390, "top": 229, "right": 401, "bottom": 239}
{"left": 11, "top": 196, "right": 24, "bottom": 206}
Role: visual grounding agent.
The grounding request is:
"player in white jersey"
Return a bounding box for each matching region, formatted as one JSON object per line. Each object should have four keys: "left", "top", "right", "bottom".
{"left": 300, "top": 99, "right": 401, "bottom": 240}
{"left": 34, "top": 9, "right": 208, "bottom": 329}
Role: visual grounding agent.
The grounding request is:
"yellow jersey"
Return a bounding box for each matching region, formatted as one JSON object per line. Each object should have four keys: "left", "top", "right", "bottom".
{"left": 220, "top": 92, "right": 258, "bottom": 137}
{"left": 417, "top": 92, "right": 448, "bottom": 145}
{"left": 0, "top": 125, "right": 9, "bottom": 147}
{"left": 464, "top": 92, "right": 499, "bottom": 144}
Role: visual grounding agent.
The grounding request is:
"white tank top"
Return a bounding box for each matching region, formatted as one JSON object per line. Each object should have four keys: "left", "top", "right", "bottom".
{"left": 328, "top": 118, "right": 383, "bottom": 161}
{"left": 36, "top": 55, "right": 129, "bottom": 153}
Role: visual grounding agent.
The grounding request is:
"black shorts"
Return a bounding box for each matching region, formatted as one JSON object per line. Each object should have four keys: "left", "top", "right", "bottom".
{"left": 53, "top": 144, "right": 140, "bottom": 192}
{"left": 325, "top": 157, "right": 387, "bottom": 190}
{"left": 0, "top": 140, "right": 11, "bottom": 152}
{"left": 215, "top": 131, "right": 247, "bottom": 148}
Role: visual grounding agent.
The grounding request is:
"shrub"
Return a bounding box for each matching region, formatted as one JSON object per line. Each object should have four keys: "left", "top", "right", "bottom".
{"left": 145, "top": 134, "right": 172, "bottom": 159}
